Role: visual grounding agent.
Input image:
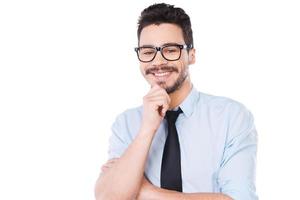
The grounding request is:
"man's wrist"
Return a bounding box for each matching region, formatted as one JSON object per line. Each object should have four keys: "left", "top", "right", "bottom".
{"left": 138, "top": 125, "right": 157, "bottom": 138}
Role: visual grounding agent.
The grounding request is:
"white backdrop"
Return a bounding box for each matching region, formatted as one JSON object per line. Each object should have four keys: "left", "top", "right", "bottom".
{"left": 1, "top": 0, "right": 299, "bottom": 199}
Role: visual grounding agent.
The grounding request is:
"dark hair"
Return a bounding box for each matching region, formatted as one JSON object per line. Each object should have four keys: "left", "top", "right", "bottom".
{"left": 137, "top": 3, "right": 194, "bottom": 47}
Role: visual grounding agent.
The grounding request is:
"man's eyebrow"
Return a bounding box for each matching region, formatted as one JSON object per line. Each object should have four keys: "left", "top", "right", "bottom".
{"left": 139, "top": 45, "right": 155, "bottom": 48}
{"left": 139, "top": 42, "right": 182, "bottom": 48}
{"left": 162, "top": 42, "right": 181, "bottom": 46}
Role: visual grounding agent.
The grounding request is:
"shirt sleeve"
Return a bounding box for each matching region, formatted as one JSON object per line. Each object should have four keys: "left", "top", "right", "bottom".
{"left": 217, "top": 103, "right": 258, "bottom": 200}
{"left": 107, "top": 113, "right": 131, "bottom": 160}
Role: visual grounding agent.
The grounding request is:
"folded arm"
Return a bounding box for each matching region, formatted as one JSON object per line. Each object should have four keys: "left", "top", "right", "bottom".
{"left": 95, "top": 129, "right": 155, "bottom": 200}
{"left": 137, "top": 177, "right": 232, "bottom": 200}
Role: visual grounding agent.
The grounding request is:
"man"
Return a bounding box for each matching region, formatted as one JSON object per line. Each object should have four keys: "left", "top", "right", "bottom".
{"left": 95, "top": 3, "right": 258, "bottom": 200}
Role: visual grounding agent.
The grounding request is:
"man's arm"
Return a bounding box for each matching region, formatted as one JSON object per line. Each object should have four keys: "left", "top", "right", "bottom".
{"left": 137, "top": 177, "right": 232, "bottom": 200}
{"left": 95, "top": 130, "right": 155, "bottom": 200}
{"left": 95, "top": 85, "right": 170, "bottom": 200}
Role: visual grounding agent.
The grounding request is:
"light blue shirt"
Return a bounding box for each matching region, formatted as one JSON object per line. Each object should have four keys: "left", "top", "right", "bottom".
{"left": 108, "top": 86, "right": 258, "bottom": 200}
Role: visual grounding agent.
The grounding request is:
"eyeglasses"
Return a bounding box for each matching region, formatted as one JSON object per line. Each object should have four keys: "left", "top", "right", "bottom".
{"left": 134, "top": 44, "right": 193, "bottom": 63}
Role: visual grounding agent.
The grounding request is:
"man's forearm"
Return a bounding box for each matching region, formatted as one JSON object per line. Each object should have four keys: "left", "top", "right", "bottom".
{"left": 152, "top": 189, "right": 232, "bottom": 200}
{"left": 137, "top": 178, "right": 232, "bottom": 200}
{"left": 95, "top": 129, "right": 155, "bottom": 200}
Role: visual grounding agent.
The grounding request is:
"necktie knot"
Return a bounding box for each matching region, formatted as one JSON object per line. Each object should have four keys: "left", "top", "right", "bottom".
{"left": 165, "top": 108, "right": 182, "bottom": 123}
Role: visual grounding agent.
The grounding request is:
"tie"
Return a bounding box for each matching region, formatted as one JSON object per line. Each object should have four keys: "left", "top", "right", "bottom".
{"left": 161, "top": 108, "right": 183, "bottom": 192}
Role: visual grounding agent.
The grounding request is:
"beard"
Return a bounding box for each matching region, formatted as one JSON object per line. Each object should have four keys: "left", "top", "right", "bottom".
{"left": 145, "top": 66, "right": 188, "bottom": 94}
{"left": 159, "top": 70, "right": 188, "bottom": 94}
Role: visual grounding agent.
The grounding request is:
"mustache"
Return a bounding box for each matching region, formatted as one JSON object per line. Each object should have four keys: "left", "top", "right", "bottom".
{"left": 145, "top": 66, "right": 178, "bottom": 75}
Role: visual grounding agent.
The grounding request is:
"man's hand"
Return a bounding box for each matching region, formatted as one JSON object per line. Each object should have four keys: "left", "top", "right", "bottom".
{"left": 141, "top": 84, "right": 170, "bottom": 132}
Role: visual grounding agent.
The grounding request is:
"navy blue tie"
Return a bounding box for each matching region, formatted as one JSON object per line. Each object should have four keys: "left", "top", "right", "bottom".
{"left": 161, "top": 108, "right": 183, "bottom": 192}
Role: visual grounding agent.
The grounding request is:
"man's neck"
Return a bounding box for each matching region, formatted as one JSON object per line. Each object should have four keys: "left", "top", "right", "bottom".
{"left": 168, "top": 78, "right": 192, "bottom": 110}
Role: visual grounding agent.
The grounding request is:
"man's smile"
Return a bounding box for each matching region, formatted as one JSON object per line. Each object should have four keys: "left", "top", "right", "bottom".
{"left": 148, "top": 70, "right": 176, "bottom": 83}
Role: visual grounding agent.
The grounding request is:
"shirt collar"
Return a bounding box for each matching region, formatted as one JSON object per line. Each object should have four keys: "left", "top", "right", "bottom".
{"left": 178, "top": 85, "right": 199, "bottom": 118}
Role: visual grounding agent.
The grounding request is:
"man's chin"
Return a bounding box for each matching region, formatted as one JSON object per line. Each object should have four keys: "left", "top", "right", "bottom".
{"left": 157, "top": 81, "right": 167, "bottom": 88}
{"left": 147, "top": 78, "right": 180, "bottom": 93}
{"left": 159, "top": 82, "right": 178, "bottom": 94}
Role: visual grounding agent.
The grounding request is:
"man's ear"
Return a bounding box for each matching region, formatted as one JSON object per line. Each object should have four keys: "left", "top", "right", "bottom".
{"left": 188, "top": 48, "right": 196, "bottom": 65}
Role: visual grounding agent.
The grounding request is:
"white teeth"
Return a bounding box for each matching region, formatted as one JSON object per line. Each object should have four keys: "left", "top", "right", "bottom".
{"left": 154, "top": 72, "right": 170, "bottom": 77}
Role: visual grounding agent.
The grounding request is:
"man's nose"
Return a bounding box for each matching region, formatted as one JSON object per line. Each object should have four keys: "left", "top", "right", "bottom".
{"left": 151, "top": 51, "right": 168, "bottom": 66}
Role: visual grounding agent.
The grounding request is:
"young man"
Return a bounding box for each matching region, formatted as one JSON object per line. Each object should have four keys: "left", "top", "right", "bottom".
{"left": 95, "top": 3, "right": 258, "bottom": 200}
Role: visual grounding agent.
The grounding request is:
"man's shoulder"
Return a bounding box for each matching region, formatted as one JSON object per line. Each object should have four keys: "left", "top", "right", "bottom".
{"left": 197, "top": 91, "right": 255, "bottom": 139}
{"left": 197, "top": 91, "right": 251, "bottom": 115}
{"left": 114, "top": 105, "right": 143, "bottom": 123}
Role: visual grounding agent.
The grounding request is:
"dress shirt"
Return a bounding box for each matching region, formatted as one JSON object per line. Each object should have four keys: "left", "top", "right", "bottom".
{"left": 108, "top": 86, "right": 258, "bottom": 200}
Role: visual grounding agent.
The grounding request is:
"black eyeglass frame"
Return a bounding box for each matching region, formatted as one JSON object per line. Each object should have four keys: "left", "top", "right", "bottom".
{"left": 134, "top": 44, "right": 193, "bottom": 63}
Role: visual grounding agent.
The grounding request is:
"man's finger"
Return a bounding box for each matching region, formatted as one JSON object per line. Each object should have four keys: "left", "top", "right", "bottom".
{"left": 107, "top": 158, "right": 118, "bottom": 164}
{"left": 150, "top": 83, "right": 160, "bottom": 89}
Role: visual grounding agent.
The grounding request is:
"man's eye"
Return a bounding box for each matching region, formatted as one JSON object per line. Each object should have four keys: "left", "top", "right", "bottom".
{"left": 167, "top": 49, "right": 177, "bottom": 53}
{"left": 142, "top": 51, "right": 155, "bottom": 55}
{"left": 164, "top": 47, "right": 179, "bottom": 53}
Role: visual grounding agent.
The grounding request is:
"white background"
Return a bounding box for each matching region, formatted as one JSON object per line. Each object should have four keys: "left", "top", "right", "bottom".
{"left": 1, "top": 0, "right": 299, "bottom": 199}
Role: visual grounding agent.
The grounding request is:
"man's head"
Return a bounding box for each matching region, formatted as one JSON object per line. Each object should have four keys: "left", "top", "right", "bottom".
{"left": 135, "top": 3, "right": 195, "bottom": 94}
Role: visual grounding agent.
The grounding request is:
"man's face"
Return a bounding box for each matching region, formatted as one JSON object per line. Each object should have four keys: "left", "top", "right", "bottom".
{"left": 138, "top": 23, "right": 195, "bottom": 94}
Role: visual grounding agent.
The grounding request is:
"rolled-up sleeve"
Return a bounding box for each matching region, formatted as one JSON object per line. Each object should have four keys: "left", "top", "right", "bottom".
{"left": 217, "top": 103, "right": 258, "bottom": 200}
{"left": 107, "top": 114, "right": 130, "bottom": 159}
